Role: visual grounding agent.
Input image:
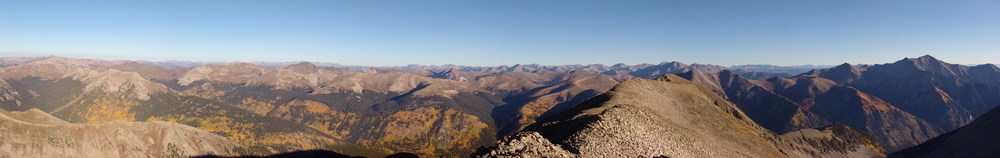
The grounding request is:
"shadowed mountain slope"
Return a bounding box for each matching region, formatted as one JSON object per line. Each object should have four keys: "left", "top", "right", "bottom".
{"left": 678, "top": 70, "right": 831, "bottom": 133}
{"left": 890, "top": 104, "right": 1000, "bottom": 158}
{"left": 681, "top": 69, "right": 942, "bottom": 151}
{"left": 492, "top": 70, "right": 617, "bottom": 136}
{"left": 851, "top": 55, "right": 1000, "bottom": 132}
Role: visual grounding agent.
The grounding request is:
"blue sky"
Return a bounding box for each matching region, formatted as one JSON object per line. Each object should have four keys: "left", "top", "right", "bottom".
{"left": 1, "top": 0, "right": 997, "bottom": 66}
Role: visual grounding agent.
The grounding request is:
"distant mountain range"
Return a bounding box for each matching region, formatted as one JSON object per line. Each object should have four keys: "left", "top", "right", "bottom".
{"left": 675, "top": 55, "right": 1000, "bottom": 151}
{"left": 0, "top": 55, "right": 829, "bottom": 78}
{"left": 0, "top": 55, "right": 995, "bottom": 157}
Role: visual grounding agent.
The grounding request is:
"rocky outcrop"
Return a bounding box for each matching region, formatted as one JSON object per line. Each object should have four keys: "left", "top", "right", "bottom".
{"left": 474, "top": 132, "right": 574, "bottom": 158}
{"left": 0, "top": 80, "right": 20, "bottom": 106}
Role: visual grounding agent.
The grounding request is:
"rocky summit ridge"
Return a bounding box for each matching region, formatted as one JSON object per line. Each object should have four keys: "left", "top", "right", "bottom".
{"left": 0, "top": 108, "right": 240, "bottom": 157}
{"left": 476, "top": 75, "right": 885, "bottom": 157}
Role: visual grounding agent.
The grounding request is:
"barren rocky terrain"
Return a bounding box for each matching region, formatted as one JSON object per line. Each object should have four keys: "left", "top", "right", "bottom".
{"left": 0, "top": 108, "right": 240, "bottom": 157}
{"left": 0, "top": 55, "right": 995, "bottom": 157}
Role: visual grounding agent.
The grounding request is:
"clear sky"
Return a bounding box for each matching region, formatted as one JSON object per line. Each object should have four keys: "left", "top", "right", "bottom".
{"left": 1, "top": 0, "right": 997, "bottom": 66}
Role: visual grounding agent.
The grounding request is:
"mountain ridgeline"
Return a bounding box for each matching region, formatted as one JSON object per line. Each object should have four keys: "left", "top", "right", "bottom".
{"left": 476, "top": 75, "right": 885, "bottom": 157}
{"left": 676, "top": 55, "right": 1000, "bottom": 151}
{"left": 0, "top": 55, "right": 995, "bottom": 157}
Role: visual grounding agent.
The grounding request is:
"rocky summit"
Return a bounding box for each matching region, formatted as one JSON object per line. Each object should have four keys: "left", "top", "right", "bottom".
{"left": 476, "top": 75, "right": 885, "bottom": 158}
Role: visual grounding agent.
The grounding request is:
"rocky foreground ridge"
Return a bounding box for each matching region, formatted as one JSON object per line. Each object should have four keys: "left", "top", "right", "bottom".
{"left": 0, "top": 108, "right": 240, "bottom": 157}
{"left": 476, "top": 75, "right": 885, "bottom": 157}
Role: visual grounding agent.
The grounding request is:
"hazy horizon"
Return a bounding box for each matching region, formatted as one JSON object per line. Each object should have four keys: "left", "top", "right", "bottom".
{"left": 2, "top": 0, "right": 998, "bottom": 66}
{"left": 0, "top": 54, "right": 990, "bottom": 68}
